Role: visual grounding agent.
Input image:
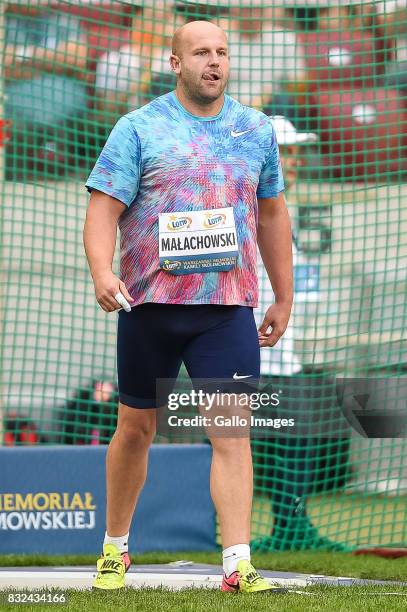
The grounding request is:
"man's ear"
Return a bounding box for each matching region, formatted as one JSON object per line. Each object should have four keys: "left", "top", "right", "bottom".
{"left": 169, "top": 54, "right": 181, "bottom": 74}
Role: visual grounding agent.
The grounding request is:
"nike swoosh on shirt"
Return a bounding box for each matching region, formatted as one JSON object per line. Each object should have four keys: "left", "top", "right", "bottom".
{"left": 230, "top": 129, "right": 255, "bottom": 138}
{"left": 233, "top": 373, "right": 253, "bottom": 380}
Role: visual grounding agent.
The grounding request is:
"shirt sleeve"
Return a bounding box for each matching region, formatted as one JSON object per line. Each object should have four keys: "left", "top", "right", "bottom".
{"left": 256, "top": 123, "right": 285, "bottom": 199}
{"left": 85, "top": 116, "right": 142, "bottom": 207}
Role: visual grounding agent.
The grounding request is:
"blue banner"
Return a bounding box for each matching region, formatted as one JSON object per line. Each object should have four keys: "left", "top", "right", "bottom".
{"left": 0, "top": 444, "right": 216, "bottom": 554}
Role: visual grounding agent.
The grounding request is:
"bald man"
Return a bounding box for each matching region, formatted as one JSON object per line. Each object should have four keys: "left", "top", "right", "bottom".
{"left": 85, "top": 21, "right": 292, "bottom": 594}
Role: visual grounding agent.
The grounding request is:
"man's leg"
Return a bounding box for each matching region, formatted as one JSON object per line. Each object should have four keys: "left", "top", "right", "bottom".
{"left": 94, "top": 304, "right": 186, "bottom": 590}
{"left": 209, "top": 436, "right": 253, "bottom": 548}
{"left": 111, "top": 303, "right": 183, "bottom": 537}
{"left": 93, "top": 402, "right": 156, "bottom": 590}
{"left": 183, "top": 306, "right": 259, "bottom": 551}
{"left": 106, "top": 402, "right": 156, "bottom": 536}
{"left": 183, "top": 306, "right": 287, "bottom": 593}
{"left": 209, "top": 426, "right": 286, "bottom": 594}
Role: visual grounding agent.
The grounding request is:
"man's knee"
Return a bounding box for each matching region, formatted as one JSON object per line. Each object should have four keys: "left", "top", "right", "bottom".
{"left": 210, "top": 436, "right": 251, "bottom": 454}
{"left": 115, "top": 404, "right": 156, "bottom": 447}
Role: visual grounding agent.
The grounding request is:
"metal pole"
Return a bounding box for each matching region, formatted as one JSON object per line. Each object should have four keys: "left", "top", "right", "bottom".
{"left": 0, "top": 0, "right": 6, "bottom": 445}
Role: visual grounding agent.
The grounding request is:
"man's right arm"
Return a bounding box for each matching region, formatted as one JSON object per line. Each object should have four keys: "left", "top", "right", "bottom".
{"left": 83, "top": 189, "right": 134, "bottom": 312}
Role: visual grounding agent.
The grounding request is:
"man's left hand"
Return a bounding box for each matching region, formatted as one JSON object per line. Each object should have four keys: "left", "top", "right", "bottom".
{"left": 258, "top": 302, "right": 292, "bottom": 347}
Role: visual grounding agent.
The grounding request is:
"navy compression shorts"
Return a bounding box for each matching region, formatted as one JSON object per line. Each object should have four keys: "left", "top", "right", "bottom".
{"left": 117, "top": 303, "right": 260, "bottom": 408}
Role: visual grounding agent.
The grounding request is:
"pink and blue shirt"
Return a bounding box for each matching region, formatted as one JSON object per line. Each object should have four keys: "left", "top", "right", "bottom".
{"left": 86, "top": 91, "right": 284, "bottom": 307}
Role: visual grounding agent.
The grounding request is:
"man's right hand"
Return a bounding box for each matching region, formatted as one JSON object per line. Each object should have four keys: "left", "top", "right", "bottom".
{"left": 93, "top": 271, "right": 134, "bottom": 312}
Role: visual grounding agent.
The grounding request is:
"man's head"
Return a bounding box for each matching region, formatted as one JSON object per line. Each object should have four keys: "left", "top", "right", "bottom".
{"left": 271, "top": 116, "right": 318, "bottom": 189}
{"left": 93, "top": 380, "right": 115, "bottom": 404}
{"left": 170, "top": 21, "right": 229, "bottom": 105}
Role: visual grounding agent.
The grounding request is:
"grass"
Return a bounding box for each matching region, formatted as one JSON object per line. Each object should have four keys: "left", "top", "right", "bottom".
{"left": 1, "top": 551, "right": 407, "bottom": 611}
{"left": 1, "top": 586, "right": 407, "bottom": 612}
{"left": 251, "top": 492, "right": 407, "bottom": 549}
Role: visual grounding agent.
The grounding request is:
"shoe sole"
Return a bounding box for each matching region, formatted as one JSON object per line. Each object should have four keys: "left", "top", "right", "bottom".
{"left": 92, "top": 585, "right": 125, "bottom": 591}
{"left": 222, "top": 586, "right": 288, "bottom": 594}
{"left": 245, "top": 589, "right": 288, "bottom": 594}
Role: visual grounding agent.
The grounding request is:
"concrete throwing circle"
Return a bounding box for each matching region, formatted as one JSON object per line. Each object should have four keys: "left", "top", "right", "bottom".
{"left": 0, "top": 563, "right": 406, "bottom": 591}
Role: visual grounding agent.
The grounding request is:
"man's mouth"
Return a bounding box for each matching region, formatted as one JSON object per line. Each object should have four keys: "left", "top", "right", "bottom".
{"left": 202, "top": 72, "right": 221, "bottom": 82}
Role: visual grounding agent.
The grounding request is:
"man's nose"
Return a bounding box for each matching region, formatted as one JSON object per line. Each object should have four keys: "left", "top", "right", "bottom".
{"left": 208, "top": 53, "right": 220, "bottom": 65}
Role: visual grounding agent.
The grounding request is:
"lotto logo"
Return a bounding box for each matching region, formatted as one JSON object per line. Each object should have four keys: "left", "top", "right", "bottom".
{"left": 167, "top": 215, "right": 192, "bottom": 231}
{"left": 203, "top": 213, "right": 226, "bottom": 229}
{"left": 162, "top": 260, "right": 182, "bottom": 271}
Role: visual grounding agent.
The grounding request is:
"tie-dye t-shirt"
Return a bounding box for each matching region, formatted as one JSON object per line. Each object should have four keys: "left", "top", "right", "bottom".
{"left": 85, "top": 91, "right": 284, "bottom": 306}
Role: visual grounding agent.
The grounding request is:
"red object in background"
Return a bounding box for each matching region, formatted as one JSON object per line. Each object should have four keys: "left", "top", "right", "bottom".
{"left": 52, "top": 1, "right": 135, "bottom": 28}
{"left": 0, "top": 119, "right": 12, "bottom": 147}
{"left": 4, "top": 413, "right": 40, "bottom": 446}
{"left": 300, "top": 31, "right": 387, "bottom": 90}
{"left": 354, "top": 547, "right": 407, "bottom": 559}
{"left": 315, "top": 88, "right": 407, "bottom": 179}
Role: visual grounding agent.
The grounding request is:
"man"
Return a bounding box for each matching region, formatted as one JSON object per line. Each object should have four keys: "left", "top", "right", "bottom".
{"left": 84, "top": 20, "right": 292, "bottom": 594}
{"left": 252, "top": 117, "right": 348, "bottom": 553}
{"left": 93, "top": 1, "right": 185, "bottom": 117}
{"left": 4, "top": 7, "right": 88, "bottom": 180}
{"left": 225, "top": 6, "right": 307, "bottom": 112}
{"left": 377, "top": 0, "right": 407, "bottom": 94}
{"left": 256, "top": 115, "right": 317, "bottom": 376}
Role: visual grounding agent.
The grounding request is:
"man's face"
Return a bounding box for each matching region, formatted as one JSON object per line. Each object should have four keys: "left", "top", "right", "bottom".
{"left": 93, "top": 381, "right": 114, "bottom": 404}
{"left": 280, "top": 145, "right": 300, "bottom": 189}
{"left": 171, "top": 30, "right": 230, "bottom": 104}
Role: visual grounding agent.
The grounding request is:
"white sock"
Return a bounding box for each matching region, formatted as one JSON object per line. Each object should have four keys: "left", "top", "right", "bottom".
{"left": 222, "top": 543, "right": 250, "bottom": 577}
{"left": 103, "top": 531, "right": 129, "bottom": 554}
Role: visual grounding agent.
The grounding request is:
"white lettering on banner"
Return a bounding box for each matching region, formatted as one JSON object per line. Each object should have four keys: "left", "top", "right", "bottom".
{"left": 42, "top": 513, "right": 52, "bottom": 530}
{"left": 0, "top": 511, "right": 96, "bottom": 530}
{"left": 53, "top": 512, "right": 67, "bottom": 529}
{"left": 22, "top": 512, "right": 42, "bottom": 530}
{"left": 6, "top": 512, "right": 23, "bottom": 530}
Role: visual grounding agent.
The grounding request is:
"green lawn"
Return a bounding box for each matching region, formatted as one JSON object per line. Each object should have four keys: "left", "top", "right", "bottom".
{"left": 1, "top": 552, "right": 407, "bottom": 611}
{"left": 250, "top": 493, "right": 407, "bottom": 550}
{"left": 1, "top": 586, "right": 407, "bottom": 612}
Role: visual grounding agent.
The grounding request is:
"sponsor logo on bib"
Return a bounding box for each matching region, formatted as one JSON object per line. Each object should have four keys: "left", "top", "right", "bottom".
{"left": 161, "top": 260, "right": 182, "bottom": 271}
{"left": 203, "top": 212, "right": 226, "bottom": 229}
{"left": 167, "top": 215, "right": 192, "bottom": 231}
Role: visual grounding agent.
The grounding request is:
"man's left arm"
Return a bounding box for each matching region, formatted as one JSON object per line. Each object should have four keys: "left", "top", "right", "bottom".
{"left": 257, "top": 192, "right": 293, "bottom": 347}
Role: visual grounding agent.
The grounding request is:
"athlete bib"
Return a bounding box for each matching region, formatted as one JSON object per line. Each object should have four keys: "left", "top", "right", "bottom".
{"left": 159, "top": 207, "right": 239, "bottom": 275}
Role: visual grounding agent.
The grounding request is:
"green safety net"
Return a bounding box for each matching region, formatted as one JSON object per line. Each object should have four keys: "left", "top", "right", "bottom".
{"left": 1, "top": 0, "right": 406, "bottom": 551}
